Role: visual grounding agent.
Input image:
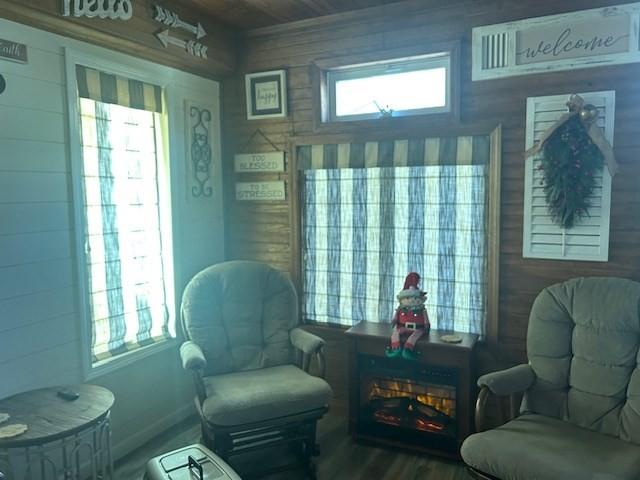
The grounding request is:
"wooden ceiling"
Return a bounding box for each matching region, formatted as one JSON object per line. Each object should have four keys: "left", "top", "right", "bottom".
{"left": 175, "top": 0, "right": 407, "bottom": 30}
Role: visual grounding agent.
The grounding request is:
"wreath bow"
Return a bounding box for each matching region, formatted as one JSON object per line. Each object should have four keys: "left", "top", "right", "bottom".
{"left": 525, "top": 94, "right": 617, "bottom": 176}
{"left": 524, "top": 94, "right": 617, "bottom": 229}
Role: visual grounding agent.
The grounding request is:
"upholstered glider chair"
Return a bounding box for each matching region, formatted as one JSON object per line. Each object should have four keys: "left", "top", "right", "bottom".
{"left": 461, "top": 277, "right": 640, "bottom": 480}
{"left": 180, "top": 261, "right": 332, "bottom": 477}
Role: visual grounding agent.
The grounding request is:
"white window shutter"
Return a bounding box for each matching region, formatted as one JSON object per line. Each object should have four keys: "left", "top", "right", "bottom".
{"left": 523, "top": 91, "right": 615, "bottom": 261}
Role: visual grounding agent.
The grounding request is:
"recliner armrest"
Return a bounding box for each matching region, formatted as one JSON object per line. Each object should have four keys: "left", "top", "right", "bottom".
{"left": 180, "top": 341, "right": 207, "bottom": 371}
{"left": 290, "top": 328, "right": 325, "bottom": 355}
{"left": 478, "top": 364, "right": 535, "bottom": 396}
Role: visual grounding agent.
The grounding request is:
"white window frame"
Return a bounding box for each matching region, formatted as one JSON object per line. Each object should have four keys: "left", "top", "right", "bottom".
{"left": 326, "top": 53, "right": 451, "bottom": 122}
{"left": 64, "top": 48, "right": 178, "bottom": 380}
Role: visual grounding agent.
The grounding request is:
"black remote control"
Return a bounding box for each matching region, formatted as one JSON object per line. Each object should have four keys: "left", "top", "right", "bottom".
{"left": 57, "top": 389, "right": 80, "bottom": 401}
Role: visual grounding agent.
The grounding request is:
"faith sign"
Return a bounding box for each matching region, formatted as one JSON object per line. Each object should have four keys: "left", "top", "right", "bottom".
{"left": 0, "top": 39, "right": 27, "bottom": 63}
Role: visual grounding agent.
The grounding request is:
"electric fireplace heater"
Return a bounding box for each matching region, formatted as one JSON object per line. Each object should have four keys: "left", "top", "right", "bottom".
{"left": 358, "top": 355, "right": 458, "bottom": 453}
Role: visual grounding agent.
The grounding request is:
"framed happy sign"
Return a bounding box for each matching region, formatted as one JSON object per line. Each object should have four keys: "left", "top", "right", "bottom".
{"left": 245, "top": 70, "right": 287, "bottom": 120}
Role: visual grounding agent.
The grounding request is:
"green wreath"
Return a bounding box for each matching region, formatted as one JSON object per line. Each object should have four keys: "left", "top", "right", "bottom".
{"left": 539, "top": 115, "right": 604, "bottom": 229}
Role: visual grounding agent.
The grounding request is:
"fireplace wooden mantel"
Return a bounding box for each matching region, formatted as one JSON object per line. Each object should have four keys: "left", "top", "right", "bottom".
{"left": 345, "top": 321, "right": 479, "bottom": 458}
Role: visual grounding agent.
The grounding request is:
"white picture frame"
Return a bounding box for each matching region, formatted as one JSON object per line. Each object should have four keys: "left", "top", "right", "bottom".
{"left": 245, "top": 70, "right": 287, "bottom": 120}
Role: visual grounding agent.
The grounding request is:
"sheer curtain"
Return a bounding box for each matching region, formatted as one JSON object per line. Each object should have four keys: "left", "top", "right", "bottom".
{"left": 76, "top": 65, "right": 170, "bottom": 361}
{"left": 299, "top": 137, "right": 489, "bottom": 335}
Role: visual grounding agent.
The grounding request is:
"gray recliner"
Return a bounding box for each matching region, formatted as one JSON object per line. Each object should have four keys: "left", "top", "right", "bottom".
{"left": 180, "top": 261, "right": 332, "bottom": 477}
{"left": 461, "top": 277, "right": 640, "bottom": 480}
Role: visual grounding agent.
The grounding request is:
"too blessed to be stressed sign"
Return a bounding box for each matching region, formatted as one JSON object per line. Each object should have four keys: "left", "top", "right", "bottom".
{"left": 234, "top": 152, "right": 285, "bottom": 173}
{"left": 236, "top": 181, "right": 286, "bottom": 201}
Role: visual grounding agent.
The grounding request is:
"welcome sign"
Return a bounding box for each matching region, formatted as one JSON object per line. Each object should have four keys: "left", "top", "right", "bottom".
{"left": 472, "top": 3, "right": 640, "bottom": 80}
{"left": 516, "top": 15, "right": 630, "bottom": 65}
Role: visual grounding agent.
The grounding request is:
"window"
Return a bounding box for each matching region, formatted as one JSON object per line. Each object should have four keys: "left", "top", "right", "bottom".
{"left": 74, "top": 65, "right": 174, "bottom": 364}
{"left": 327, "top": 54, "right": 450, "bottom": 122}
{"left": 298, "top": 136, "right": 496, "bottom": 336}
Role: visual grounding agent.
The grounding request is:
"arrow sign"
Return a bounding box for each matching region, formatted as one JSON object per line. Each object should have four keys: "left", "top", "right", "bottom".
{"left": 156, "top": 30, "right": 208, "bottom": 59}
{"left": 154, "top": 5, "right": 206, "bottom": 39}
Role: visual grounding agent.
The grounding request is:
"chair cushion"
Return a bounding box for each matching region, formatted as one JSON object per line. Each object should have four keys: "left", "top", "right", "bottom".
{"left": 461, "top": 414, "right": 640, "bottom": 480}
{"left": 524, "top": 277, "right": 640, "bottom": 443}
{"left": 181, "top": 261, "right": 298, "bottom": 377}
{"left": 202, "top": 364, "right": 332, "bottom": 427}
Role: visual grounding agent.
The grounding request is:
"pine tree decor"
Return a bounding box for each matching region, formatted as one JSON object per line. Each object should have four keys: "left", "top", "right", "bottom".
{"left": 538, "top": 114, "right": 604, "bottom": 229}
{"left": 525, "top": 94, "right": 618, "bottom": 230}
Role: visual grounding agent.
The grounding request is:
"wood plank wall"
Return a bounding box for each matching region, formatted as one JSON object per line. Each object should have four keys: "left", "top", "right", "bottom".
{"left": 222, "top": 0, "right": 640, "bottom": 409}
{"left": 0, "top": 0, "right": 237, "bottom": 77}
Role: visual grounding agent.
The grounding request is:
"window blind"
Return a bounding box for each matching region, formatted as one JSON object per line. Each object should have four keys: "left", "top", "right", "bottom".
{"left": 299, "top": 137, "right": 489, "bottom": 335}
{"left": 79, "top": 97, "right": 171, "bottom": 361}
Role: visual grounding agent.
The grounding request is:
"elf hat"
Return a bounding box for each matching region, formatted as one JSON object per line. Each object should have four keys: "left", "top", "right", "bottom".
{"left": 397, "top": 272, "right": 425, "bottom": 299}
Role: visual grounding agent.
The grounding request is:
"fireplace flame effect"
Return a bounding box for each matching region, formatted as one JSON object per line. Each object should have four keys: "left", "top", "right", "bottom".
{"left": 366, "top": 378, "right": 456, "bottom": 418}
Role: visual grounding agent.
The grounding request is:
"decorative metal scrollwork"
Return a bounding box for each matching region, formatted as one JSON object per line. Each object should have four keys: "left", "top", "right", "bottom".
{"left": 190, "top": 106, "right": 212, "bottom": 198}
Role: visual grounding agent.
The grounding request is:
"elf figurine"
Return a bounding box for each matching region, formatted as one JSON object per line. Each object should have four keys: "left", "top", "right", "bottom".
{"left": 385, "top": 272, "right": 430, "bottom": 360}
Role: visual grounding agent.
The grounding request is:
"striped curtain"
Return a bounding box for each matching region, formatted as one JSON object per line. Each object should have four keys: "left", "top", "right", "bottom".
{"left": 77, "top": 66, "right": 170, "bottom": 361}
{"left": 299, "top": 136, "right": 489, "bottom": 335}
{"left": 76, "top": 65, "right": 163, "bottom": 113}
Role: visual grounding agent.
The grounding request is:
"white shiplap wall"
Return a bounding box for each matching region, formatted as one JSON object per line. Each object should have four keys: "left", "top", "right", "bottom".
{"left": 0, "top": 18, "right": 225, "bottom": 458}
{"left": 0, "top": 31, "right": 82, "bottom": 393}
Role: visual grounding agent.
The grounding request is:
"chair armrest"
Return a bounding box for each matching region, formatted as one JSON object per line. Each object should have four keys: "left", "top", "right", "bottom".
{"left": 290, "top": 328, "right": 325, "bottom": 355}
{"left": 290, "top": 328, "right": 327, "bottom": 378}
{"left": 475, "top": 365, "right": 535, "bottom": 432}
{"left": 180, "top": 341, "right": 207, "bottom": 371}
{"left": 478, "top": 364, "right": 535, "bottom": 396}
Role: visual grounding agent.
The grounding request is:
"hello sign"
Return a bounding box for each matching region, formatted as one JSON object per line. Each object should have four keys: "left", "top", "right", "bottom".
{"left": 472, "top": 3, "right": 640, "bottom": 80}
{"left": 62, "top": 0, "right": 133, "bottom": 20}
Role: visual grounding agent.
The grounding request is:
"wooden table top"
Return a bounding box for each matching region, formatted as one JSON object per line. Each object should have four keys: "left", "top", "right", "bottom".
{"left": 0, "top": 384, "right": 114, "bottom": 448}
{"left": 344, "top": 321, "right": 480, "bottom": 351}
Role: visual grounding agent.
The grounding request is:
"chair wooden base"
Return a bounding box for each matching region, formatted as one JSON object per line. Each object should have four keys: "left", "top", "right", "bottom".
{"left": 466, "top": 466, "right": 502, "bottom": 480}
{"left": 195, "top": 397, "right": 327, "bottom": 479}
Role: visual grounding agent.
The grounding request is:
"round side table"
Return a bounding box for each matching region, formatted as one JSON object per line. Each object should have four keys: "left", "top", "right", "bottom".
{"left": 0, "top": 385, "right": 114, "bottom": 480}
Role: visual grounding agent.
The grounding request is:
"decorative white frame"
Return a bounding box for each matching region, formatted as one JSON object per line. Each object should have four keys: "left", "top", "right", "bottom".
{"left": 245, "top": 69, "right": 287, "bottom": 120}
{"left": 522, "top": 90, "right": 615, "bottom": 261}
{"left": 472, "top": 2, "right": 640, "bottom": 81}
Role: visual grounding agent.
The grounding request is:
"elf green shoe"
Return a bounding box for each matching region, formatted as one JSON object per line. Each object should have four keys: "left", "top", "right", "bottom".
{"left": 385, "top": 347, "right": 402, "bottom": 358}
{"left": 402, "top": 348, "right": 419, "bottom": 360}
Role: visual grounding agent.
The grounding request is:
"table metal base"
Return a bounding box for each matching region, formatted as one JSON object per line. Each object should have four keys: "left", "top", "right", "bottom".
{"left": 0, "top": 414, "right": 113, "bottom": 480}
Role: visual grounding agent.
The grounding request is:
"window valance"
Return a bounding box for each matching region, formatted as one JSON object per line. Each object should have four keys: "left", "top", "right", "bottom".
{"left": 76, "top": 65, "right": 163, "bottom": 113}
{"left": 297, "top": 135, "right": 489, "bottom": 170}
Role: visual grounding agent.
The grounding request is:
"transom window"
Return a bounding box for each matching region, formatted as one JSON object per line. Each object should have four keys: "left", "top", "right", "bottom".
{"left": 327, "top": 54, "right": 450, "bottom": 122}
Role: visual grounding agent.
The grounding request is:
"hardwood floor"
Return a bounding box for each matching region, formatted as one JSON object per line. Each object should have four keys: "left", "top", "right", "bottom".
{"left": 114, "top": 412, "right": 469, "bottom": 479}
